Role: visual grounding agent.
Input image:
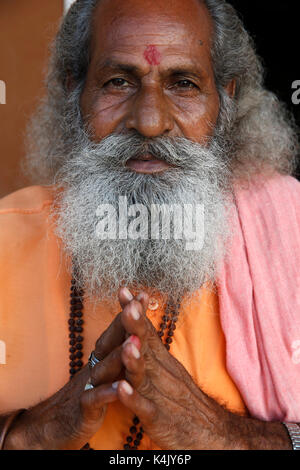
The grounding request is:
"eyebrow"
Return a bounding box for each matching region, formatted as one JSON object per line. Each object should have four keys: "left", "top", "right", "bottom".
{"left": 96, "top": 59, "right": 140, "bottom": 75}
{"left": 95, "top": 58, "right": 207, "bottom": 80}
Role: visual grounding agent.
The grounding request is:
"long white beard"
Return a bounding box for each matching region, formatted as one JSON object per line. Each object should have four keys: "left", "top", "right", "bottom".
{"left": 52, "top": 132, "right": 233, "bottom": 303}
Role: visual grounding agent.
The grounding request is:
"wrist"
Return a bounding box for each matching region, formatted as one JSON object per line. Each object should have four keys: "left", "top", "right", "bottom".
{"left": 227, "top": 413, "right": 293, "bottom": 450}
{"left": 1, "top": 410, "right": 28, "bottom": 450}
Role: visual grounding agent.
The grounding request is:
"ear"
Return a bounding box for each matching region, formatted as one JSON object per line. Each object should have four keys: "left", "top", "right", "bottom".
{"left": 224, "top": 79, "right": 236, "bottom": 98}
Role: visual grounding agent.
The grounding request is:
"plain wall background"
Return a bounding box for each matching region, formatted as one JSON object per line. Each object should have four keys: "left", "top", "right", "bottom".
{"left": 0, "top": 0, "right": 299, "bottom": 198}
{"left": 0, "top": 0, "right": 63, "bottom": 198}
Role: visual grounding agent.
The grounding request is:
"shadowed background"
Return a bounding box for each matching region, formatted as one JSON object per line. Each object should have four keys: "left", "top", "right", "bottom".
{"left": 0, "top": 0, "right": 299, "bottom": 198}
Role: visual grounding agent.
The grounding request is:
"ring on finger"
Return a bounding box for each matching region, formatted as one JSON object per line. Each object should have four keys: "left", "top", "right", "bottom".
{"left": 84, "top": 378, "right": 94, "bottom": 392}
{"left": 88, "top": 350, "right": 101, "bottom": 369}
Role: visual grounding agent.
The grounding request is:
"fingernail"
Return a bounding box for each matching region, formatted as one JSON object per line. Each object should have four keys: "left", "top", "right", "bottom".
{"left": 130, "top": 306, "right": 140, "bottom": 321}
{"left": 112, "top": 381, "right": 119, "bottom": 390}
{"left": 136, "top": 293, "right": 143, "bottom": 301}
{"left": 121, "top": 381, "right": 133, "bottom": 395}
{"left": 129, "top": 335, "right": 141, "bottom": 350}
{"left": 123, "top": 335, "right": 141, "bottom": 351}
{"left": 130, "top": 344, "right": 140, "bottom": 359}
{"left": 123, "top": 287, "right": 133, "bottom": 301}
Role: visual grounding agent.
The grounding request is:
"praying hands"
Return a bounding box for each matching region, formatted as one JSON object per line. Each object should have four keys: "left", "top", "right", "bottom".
{"left": 2, "top": 288, "right": 291, "bottom": 450}
{"left": 100, "top": 289, "right": 291, "bottom": 450}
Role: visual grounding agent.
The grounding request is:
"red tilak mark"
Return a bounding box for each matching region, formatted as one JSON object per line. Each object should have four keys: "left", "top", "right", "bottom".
{"left": 143, "top": 45, "right": 161, "bottom": 65}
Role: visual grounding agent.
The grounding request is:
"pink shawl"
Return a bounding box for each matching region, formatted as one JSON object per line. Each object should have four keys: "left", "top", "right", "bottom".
{"left": 217, "top": 173, "right": 300, "bottom": 422}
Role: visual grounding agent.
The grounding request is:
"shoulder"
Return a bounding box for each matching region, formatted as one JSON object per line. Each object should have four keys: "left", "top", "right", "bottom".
{"left": 233, "top": 173, "right": 300, "bottom": 241}
{"left": 260, "top": 173, "right": 300, "bottom": 195}
{"left": 235, "top": 173, "right": 300, "bottom": 207}
{"left": 0, "top": 185, "right": 55, "bottom": 214}
{"left": 0, "top": 185, "right": 56, "bottom": 251}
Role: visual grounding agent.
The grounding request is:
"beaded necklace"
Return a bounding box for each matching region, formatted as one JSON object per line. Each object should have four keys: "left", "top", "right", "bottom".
{"left": 68, "top": 277, "right": 180, "bottom": 450}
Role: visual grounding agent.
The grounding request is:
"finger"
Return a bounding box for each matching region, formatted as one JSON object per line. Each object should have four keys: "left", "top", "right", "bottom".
{"left": 115, "top": 380, "right": 157, "bottom": 428}
{"left": 121, "top": 299, "right": 162, "bottom": 354}
{"left": 80, "top": 383, "right": 118, "bottom": 422}
{"left": 136, "top": 291, "right": 149, "bottom": 313}
{"left": 91, "top": 345, "right": 124, "bottom": 386}
{"left": 121, "top": 338, "right": 193, "bottom": 409}
{"left": 118, "top": 288, "right": 137, "bottom": 343}
{"left": 93, "top": 288, "right": 141, "bottom": 360}
{"left": 118, "top": 287, "right": 134, "bottom": 309}
{"left": 121, "top": 341, "right": 145, "bottom": 390}
{"left": 121, "top": 336, "right": 161, "bottom": 405}
{"left": 94, "top": 312, "right": 126, "bottom": 360}
{"left": 121, "top": 301, "right": 192, "bottom": 386}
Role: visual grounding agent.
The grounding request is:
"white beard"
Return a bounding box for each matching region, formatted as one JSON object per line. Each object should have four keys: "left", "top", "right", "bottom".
{"left": 52, "top": 132, "right": 233, "bottom": 304}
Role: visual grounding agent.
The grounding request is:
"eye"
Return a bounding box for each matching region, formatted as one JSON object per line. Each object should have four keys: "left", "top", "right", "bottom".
{"left": 107, "top": 78, "right": 129, "bottom": 88}
{"left": 175, "top": 79, "right": 197, "bottom": 89}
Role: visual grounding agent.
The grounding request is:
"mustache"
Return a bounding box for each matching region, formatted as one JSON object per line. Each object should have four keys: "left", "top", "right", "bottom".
{"left": 69, "top": 131, "right": 227, "bottom": 175}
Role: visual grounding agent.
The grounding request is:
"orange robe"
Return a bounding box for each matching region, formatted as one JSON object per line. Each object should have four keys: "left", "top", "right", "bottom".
{"left": 0, "top": 185, "right": 247, "bottom": 449}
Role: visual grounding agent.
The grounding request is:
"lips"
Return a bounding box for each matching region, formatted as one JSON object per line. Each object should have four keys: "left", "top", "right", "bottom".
{"left": 126, "top": 153, "right": 172, "bottom": 174}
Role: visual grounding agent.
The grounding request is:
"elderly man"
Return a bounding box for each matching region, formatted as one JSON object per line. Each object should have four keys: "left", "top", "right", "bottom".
{"left": 0, "top": 0, "right": 299, "bottom": 450}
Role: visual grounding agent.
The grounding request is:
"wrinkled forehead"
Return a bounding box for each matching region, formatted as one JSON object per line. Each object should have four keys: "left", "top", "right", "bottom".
{"left": 90, "top": 0, "right": 214, "bottom": 65}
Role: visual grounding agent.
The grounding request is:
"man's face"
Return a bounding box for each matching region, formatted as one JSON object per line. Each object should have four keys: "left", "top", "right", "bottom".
{"left": 80, "top": 0, "right": 220, "bottom": 173}
{"left": 55, "top": 0, "right": 234, "bottom": 301}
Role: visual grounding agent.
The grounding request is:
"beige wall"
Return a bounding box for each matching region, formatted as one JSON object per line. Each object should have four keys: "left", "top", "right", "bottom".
{"left": 0, "top": 0, "right": 63, "bottom": 198}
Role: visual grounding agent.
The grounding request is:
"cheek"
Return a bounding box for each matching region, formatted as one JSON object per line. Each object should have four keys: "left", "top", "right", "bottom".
{"left": 174, "top": 93, "right": 220, "bottom": 142}
{"left": 91, "top": 102, "right": 126, "bottom": 139}
{"left": 80, "top": 87, "right": 128, "bottom": 140}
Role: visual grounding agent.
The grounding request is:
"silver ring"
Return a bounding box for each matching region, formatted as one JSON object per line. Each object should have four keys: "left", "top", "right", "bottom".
{"left": 84, "top": 378, "right": 94, "bottom": 391}
{"left": 88, "top": 351, "right": 101, "bottom": 369}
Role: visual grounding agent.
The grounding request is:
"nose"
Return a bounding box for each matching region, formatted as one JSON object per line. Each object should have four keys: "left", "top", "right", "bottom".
{"left": 125, "top": 86, "right": 173, "bottom": 138}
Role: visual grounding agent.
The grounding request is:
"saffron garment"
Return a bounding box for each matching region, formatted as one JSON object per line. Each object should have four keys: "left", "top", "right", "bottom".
{"left": 0, "top": 185, "right": 246, "bottom": 450}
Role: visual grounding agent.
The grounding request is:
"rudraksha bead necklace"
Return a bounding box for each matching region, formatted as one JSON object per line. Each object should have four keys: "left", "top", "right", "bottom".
{"left": 68, "top": 277, "right": 180, "bottom": 451}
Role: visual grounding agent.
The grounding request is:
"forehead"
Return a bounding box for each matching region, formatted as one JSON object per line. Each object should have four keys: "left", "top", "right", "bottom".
{"left": 90, "top": 0, "right": 214, "bottom": 68}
